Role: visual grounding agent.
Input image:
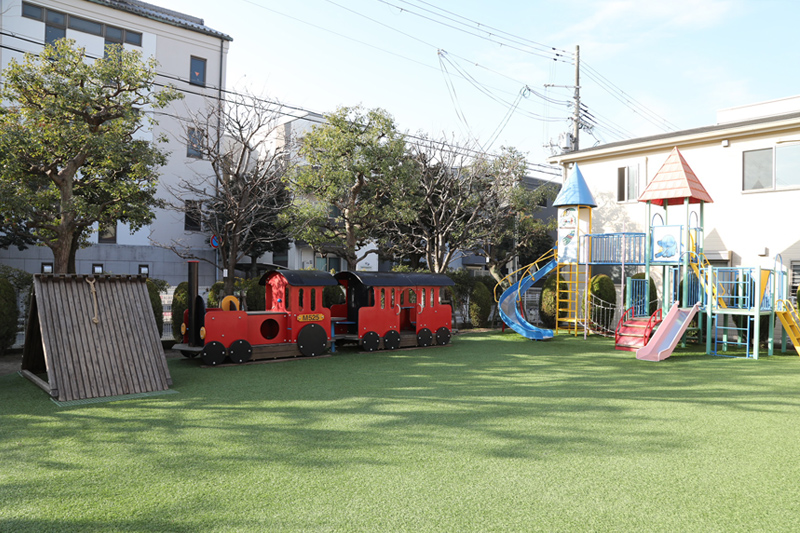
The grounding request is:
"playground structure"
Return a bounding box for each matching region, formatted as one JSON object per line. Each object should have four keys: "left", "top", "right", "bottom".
{"left": 497, "top": 147, "right": 800, "bottom": 360}
{"left": 21, "top": 274, "right": 172, "bottom": 402}
{"left": 174, "top": 262, "right": 455, "bottom": 366}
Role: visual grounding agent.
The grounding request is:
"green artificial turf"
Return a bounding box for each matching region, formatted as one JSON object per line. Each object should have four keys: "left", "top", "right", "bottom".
{"left": 2, "top": 332, "right": 800, "bottom": 532}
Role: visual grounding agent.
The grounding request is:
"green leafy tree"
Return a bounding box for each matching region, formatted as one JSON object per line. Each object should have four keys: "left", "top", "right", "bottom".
{"left": 0, "top": 40, "right": 180, "bottom": 273}
{"left": 288, "top": 106, "right": 413, "bottom": 271}
{"left": 466, "top": 147, "right": 557, "bottom": 285}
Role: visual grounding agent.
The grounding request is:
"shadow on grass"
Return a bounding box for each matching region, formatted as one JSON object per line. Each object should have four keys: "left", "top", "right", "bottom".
{"left": 2, "top": 331, "right": 800, "bottom": 531}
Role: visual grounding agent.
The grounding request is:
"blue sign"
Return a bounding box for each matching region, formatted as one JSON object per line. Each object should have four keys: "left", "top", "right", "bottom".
{"left": 210, "top": 235, "right": 219, "bottom": 249}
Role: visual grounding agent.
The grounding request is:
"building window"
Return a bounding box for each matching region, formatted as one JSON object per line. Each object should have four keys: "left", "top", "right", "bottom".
{"left": 185, "top": 200, "right": 202, "bottom": 231}
{"left": 92, "top": 264, "right": 104, "bottom": 275}
{"left": 744, "top": 144, "right": 800, "bottom": 192}
{"left": 45, "top": 9, "right": 66, "bottom": 44}
{"left": 187, "top": 128, "right": 203, "bottom": 158}
{"left": 190, "top": 56, "right": 207, "bottom": 86}
{"left": 22, "top": 3, "right": 141, "bottom": 47}
{"left": 98, "top": 223, "right": 117, "bottom": 244}
{"left": 69, "top": 15, "right": 102, "bottom": 36}
{"left": 617, "top": 165, "right": 639, "bottom": 202}
{"left": 791, "top": 262, "right": 800, "bottom": 304}
{"left": 125, "top": 31, "right": 142, "bottom": 46}
{"left": 138, "top": 265, "right": 149, "bottom": 276}
{"left": 22, "top": 2, "right": 44, "bottom": 20}
{"left": 41, "top": 263, "right": 53, "bottom": 274}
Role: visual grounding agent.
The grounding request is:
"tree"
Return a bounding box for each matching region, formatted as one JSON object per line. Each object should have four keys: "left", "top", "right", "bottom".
{"left": 163, "top": 91, "right": 293, "bottom": 296}
{"left": 378, "top": 135, "right": 483, "bottom": 273}
{"left": 466, "top": 147, "right": 557, "bottom": 285}
{"left": 0, "top": 39, "right": 180, "bottom": 273}
{"left": 288, "top": 106, "right": 413, "bottom": 271}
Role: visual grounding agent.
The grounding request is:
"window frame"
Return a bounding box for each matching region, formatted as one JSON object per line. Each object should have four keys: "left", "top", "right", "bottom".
{"left": 190, "top": 56, "right": 207, "bottom": 86}
{"left": 743, "top": 144, "right": 800, "bottom": 193}
{"left": 616, "top": 164, "right": 640, "bottom": 203}
{"left": 184, "top": 200, "right": 202, "bottom": 231}
{"left": 98, "top": 222, "right": 117, "bottom": 244}
{"left": 187, "top": 127, "right": 204, "bottom": 158}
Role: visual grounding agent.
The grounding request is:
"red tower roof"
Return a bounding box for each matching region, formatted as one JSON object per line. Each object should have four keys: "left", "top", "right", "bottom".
{"left": 638, "top": 147, "right": 713, "bottom": 206}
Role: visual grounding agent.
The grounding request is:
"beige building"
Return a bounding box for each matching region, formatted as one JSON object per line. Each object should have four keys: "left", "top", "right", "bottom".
{"left": 548, "top": 95, "right": 800, "bottom": 300}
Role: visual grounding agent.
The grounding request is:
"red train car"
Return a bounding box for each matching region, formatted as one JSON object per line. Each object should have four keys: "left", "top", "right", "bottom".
{"left": 331, "top": 271, "right": 454, "bottom": 351}
{"left": 174, "top": 262, "right": 454, "bottom": 366}
{"left": 175, "top": 263, "right": 338, "bottom": 365}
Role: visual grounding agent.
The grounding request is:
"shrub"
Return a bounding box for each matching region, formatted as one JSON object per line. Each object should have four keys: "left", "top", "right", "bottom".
{"left": 240, "top": 277, "right": 265, "bottom": 311}
{"left": 0, "top": 265, "right": 33, "bottom": 328}
{"left": 469, "top": 281, "right": 493, "bottom": 328}
{"left": 446, "top": 269, "right": 479, "bottom": 327}
{"left": 171, "top": 281, "right": 189, "bottom": 343}
{"left": 323, "top": 284, "right": 345, "bottom": 308}
{"left": 0, "top": 276, "right": 18, "bottom": 355}
{"left": 145, "top": 279, "right": 165, "bottom": 337}
{"left": 539, "top": 273, "right": 566, "bottom": 329}
{"left": 207, "top": 281, "right": 225, "bottom": 308}
{"left": 589, "top": 274, "right": 616, "bottom": 330}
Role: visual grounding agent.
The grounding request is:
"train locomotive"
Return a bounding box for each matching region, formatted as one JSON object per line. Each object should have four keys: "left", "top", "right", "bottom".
{"left": 174, "top": 261, "right": 455, "bottom": 366}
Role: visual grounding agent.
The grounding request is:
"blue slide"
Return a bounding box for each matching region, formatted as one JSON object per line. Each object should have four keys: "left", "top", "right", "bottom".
{"left": 498, "top": 259, "right": 557, "bottom": 340}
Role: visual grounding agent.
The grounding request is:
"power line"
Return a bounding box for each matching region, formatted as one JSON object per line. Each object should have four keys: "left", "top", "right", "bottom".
{"left": 0, "top": 39, "right": 561, "bottom": 180}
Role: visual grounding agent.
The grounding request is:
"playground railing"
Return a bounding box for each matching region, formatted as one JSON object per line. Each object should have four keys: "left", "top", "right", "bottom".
{"left": 643, "top": 308, "right": 664, "bottom": 341}
{"left": 493, "top": 247, "right": 557, "bottom": 303}
{"left": 614, "top": 306, "right": 636, "bottom": 347}
{"left": 585, "top": 232, "right": 647, "bottom": 264}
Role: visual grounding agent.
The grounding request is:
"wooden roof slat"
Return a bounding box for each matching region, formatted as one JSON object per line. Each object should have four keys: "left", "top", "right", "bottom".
{"left": 638, "top": 147, "right": 713, "bottom": 207}
{"left": 21, "top": 274, "right": 171, "bottom": 402}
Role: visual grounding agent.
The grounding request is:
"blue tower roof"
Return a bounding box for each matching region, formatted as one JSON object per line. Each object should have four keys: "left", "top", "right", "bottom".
{"left": 552, "top": 164, "right": 597, "bottom": 207}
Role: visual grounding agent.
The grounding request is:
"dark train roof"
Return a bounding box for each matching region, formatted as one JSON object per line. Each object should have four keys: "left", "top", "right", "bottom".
{"left": 258, "top": 269, "right": 339, "bottom": 287}
{"left": 334, "top": 271, "right": 455, "bottom": 287}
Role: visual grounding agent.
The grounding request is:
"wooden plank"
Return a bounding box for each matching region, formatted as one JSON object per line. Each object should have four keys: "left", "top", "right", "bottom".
{"left": 76, "top": 276, "right": 111, "bottom": 399}
{"left": 251, "top": 343, "right": 304, "bottom": 360}
{"left": 20, "top": 370, "right": 51, "bottom": 395}
{"left": 94, "top": 276, "right": 129, "bottom": 397}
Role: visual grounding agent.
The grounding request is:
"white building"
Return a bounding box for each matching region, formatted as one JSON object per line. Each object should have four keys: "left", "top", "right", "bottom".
{"left": 548, "top": 95, "right": 800, "bottom": 299}
{"left": 0, "top": 0, "right": 231, "bottom": 288}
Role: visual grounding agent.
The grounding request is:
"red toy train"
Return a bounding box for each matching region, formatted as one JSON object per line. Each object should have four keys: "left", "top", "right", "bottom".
{"left": 174, "top": 262, "right": 455, "bottom": 365}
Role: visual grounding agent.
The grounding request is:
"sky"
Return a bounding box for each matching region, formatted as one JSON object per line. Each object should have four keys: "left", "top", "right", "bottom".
{"left": 163, "top": 0, "right": 800, "bottom": 178}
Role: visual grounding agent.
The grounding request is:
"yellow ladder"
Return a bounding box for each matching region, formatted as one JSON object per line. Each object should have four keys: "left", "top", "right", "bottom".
{"left": 776, "top": 300, "right": 800, "bottom": 356}
{"left": 556, "top": 262, "right": 589, "bottom": 336}
{"left": 689, "top": 252, "right": 727, "bottom": 309}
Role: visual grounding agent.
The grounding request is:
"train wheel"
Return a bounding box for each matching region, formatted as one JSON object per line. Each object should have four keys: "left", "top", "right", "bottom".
{"left": 180, "top": 350, "right": 198, "bottom": 359}
{"left": 228, "top": 339, "right": 252, "bottom": 364}
{"left": 435, "top": 327, "right": 451, "bottom": 346}
{"left": 361, "top": 331, "right": 381, "bottom": 352}
{"left": 297, "top": 323, "right": 328, "bottom": 357}
{"left": 201, "top": 341, "right": 227, "bottom": 366}
{"left": 417, "top": 328, "right": 433, "bottom": 347}
{"left": 383, "top": 330, "right": 401, "bottom": 350}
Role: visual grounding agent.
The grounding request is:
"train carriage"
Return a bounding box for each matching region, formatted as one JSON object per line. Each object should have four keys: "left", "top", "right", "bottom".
{"left": 175, "top": 262, "right": 454, "bottom": 366}
{"left": 331, "top": 271, "right": 454, "bottom": 351}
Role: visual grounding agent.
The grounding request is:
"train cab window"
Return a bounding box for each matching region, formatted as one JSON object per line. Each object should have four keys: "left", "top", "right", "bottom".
{"left": 421, "top": 288, "right": 426, "bottom": 308}
{"left": 298, "top": 288, "right": 304, "bottom": 310}
{"left": 408, "top": 289, "right": 416, "bottom": 304}
{"left": 311, "top": 289, "right": 316, "bottom": 311}
{"left": 380, "top": 288, "right": 385, "bottom": 309}
{"left": 368, "top": 288, "right": 375, "bottom": 307}
{"left": 400, "top": 291, "right": 404, "bottom": 306}
{"left": 391, "top": 289, "right": 396, "bottom": 308}
{"left": 440, "top": 287, "right": 453, "bottom": 305}
{"left": 430, "top": 288, "right": 435, "bottom": 308}
{"left": 285, "top": 288, "right": 291, "bottom": 311}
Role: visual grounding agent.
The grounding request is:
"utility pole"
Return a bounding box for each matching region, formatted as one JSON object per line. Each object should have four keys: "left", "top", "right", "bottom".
{"left": 572, "top": 45, "right": 580, "bottom": 151}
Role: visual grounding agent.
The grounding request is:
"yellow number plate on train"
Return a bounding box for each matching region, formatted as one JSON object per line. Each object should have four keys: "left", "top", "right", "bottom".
{"left": 297, "top": 313, "right": 325, "bottom": 322}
